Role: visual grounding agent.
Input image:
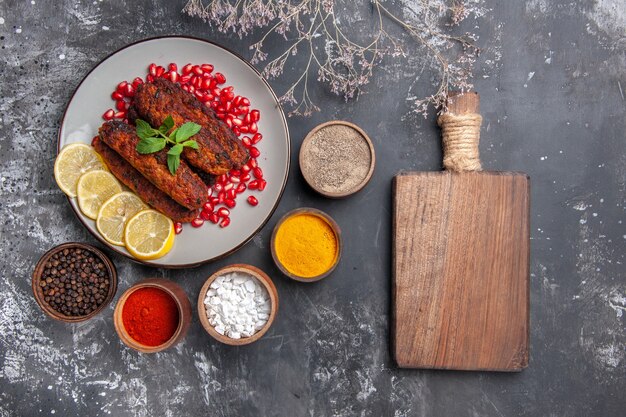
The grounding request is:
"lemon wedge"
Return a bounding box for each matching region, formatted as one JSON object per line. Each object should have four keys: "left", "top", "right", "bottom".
{"left": 96, "top": 192, "right": 148, "bottom": 246}
{"left": 76, "top": 171, "right": 122, "bottom": 220}
{"left": 124, "top": 209, "right": 174, "bottom": 260}
{"left": 54, "top": 143, "right": 108, "bottom": 197}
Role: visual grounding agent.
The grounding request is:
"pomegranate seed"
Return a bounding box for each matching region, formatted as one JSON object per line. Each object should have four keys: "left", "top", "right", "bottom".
{"left": 193, "top": 65, "right": 203, "bottom": 76}
{"left": 182, "top": 63, "right": 193, "bottom": 75}
{"left": 227, "top": 189, "right": 236, "bottom": 200}
{"left": 156, "top": 66, "right": 165, "bottom": 77}
{"left": 168, "top": 63, "right": 178, "bottom": 72}
{"left": 217, "top": 192, "right": 225, "bottom": 204}
{"left": 231, "top": 117, "right": 243, "bottom": 127}
{"left": 195, "top": 91, "right": 204, "bottom": 100}
{"left": 230, "top": 169, "right": 241, "bottom": 177}
{"left": 149, "top": 63, "right": 157, "bottom": 76}
{"left": 217, "top": 207, "right": 230, "bottom": 217}
{"left": 188, "top": 85, "right": 195, "bottom": 94}
{"left": 241, "top": 165, "right": 251, "bottom": 173}
{"left": 125, "top": 84, "right": 135, "bottom": 97}
{"left": 248, "top": 180, "right": 259, "bottom": 190}
{"left": 242, "top": 136, "right": 252, "bottom": 147}
{"left": 201, "top": 78, "right": 212, "bottom": 90}
{"left": 114, "top": 111, "right": 126, "bottom": 118}
{"left": 236, "top": 183, "right": 247, "bottom": 193}
{"left": 250, "top": 109, "right": 260, "bottom": 122}
{"left": 116, "top": 81, "right": 128, "bottom": 93}
{"left": 201, "top": 64, "right": 214, "bottom": 73}
{"left": 111, "top": 91, "right": 123, "bottom": 100}
{"left": 200, "top": 94, "right": 211, "bottom": 103}
{"left": 218, "top": 174, "right": 228, "bottom": 184}
{"left": 249, "top": 147, "right": 260, "bottom": 158}
{"left": 230, "top": 176, "right": 240, "bottom": 183}
{"left": 225, "top": 199, "right": 236, "bottom": 208}
{"left": 115, "top": 100, "right": 126, "bottom": 111}
{"left": 220, "top": 217, "right": 230, "bottom": 228}
{"left": 103, "top": 109, "right": 115, "bottom": 120}
{"left": 210, "top": 197, "right": 220, "bottom": 206}
{"left": 208, "top": 212, "right": 219, "bottom": 224}
{"left": 203, "top": 202, "right": 214, "bottom": 212}
{"left": 253, "top": 167, "right": 263, "bottom": 179}
{"left": 214, "top": 183, "right": 223, "bottom": 193}
{"left": 247, "top": 196, "right": 258, "bottom": 206}
{"left": 182, "top": 85, "right": 189, "bottom": 92}
{"left": 200, "top": 210, "right": 211, "bottom": 221}
{"left": 257, "top": 179, "right": 267, "bottom": 191}
{"left": 240, "top": 173, "right": 251, "bottom": 182}
{"left": 232, "top": 126, "right": 241, "bottom": 136}
{"left": 224, "top": 182, "right": 234, "bottom": 192}
{"left": 174, "top": 222, "right": 183, "bottom": 234}
{"left": 225, "top": 118, "right": 233, "bottom": 128}
{"left": 241, "top": 97, "right": 250, "bottom": 106}
{"left": 249, "top": 122, "right": 258, "bottom": 134}
{"left": 191, "top": 218, "right": 204, "bottom": 228}
{"left": 239, "top": 126, "right": 249, "bottom": 134}
{"left": 180, "top": 74, "right": 192, "bottom": 83}
{"left": 225, "top": 102, "right": 233, "bottom": 112}
{"left": 252, "top": 133, "right": 262, "bottom": 144}
{"left": 248, "top": 158, "right": 258, "bottom": 168}
{"left": 169, "top": 70, "right": 179, "bottom": 83}
{"left": 239, "top": 106, "right": 249, "bottom": 115}
{"left": 215, "top": 72, "right": 226, "bottom": 84}
{"left": 132, "top": 78, "right": 143, "bottom": 89}
{"left": 243, "top": 114, "right": 252, "bottom": 125}
{"left": 147, "top": 74, "right": 155, "bottom": 82}
{"left": 233, "top": 96, "right": 242, "bottom": 106}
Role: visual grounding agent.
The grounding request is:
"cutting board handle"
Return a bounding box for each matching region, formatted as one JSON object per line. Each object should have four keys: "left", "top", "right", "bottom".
{"left": 437, "top": 91, "right": 483, "bottom": 172}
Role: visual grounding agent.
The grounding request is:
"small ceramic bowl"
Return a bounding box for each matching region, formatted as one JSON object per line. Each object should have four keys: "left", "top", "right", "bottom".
{"left": 299, "top": 120, "right": 375, "bottom": 198}
{"left": 113, "top": 278, "right": 192, "bottom": 353}
{"left": 270, "top": 208, "right": 342, "bottom": 282}
{"left": 198, "top": 264, "right": 278, "bottom": 346}
{"left": 32, "top": 242, "right": 117, "bottom": 323}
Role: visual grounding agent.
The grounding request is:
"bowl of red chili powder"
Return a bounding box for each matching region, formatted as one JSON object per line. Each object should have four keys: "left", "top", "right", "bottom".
{"left": 113, "top": 278, "right": 192, "bottom": 353}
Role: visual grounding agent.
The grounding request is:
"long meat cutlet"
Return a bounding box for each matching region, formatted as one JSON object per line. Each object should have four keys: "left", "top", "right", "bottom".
{"left": 92, "top": 136, "right": 200, "bottom": 222}
{"left": 98, "top": 120, "right": 207, "bottom": 210}
{"left": 129, "top": 78, "right": 248, "bottom": 176}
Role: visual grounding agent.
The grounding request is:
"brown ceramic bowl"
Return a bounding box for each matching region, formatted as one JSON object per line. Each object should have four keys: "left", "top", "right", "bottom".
{"left": 113, "top": 278, "right": 192, "bottom": 353}
{"left": 31, "top": 242, "right": 117, "bottom": 323}
{"left": 198, "top": 264, "right": 278, "bottom": 346}
{"left": 270, "top": 208, "right": 342, "bottom": 282}
{"left": 299, "top": 120, "right": 376, "bottom": 198}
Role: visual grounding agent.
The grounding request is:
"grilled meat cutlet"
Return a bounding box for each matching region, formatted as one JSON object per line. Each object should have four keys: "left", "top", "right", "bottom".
{"left": 98, "top": 121, "right": 207, "bottom": 210}
{"left": 92, "top": 136, "right": 200, "bottom": 222}
{"left": 129, "top": 78, "right": 249, "bottom": 176}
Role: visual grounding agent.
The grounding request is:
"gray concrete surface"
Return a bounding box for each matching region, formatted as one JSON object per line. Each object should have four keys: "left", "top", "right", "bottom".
{"left": 0, "top": 0, "right": 624, "bottom": 416}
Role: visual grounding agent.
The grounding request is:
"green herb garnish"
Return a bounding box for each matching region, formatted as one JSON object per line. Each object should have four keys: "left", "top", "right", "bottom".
{"left": 135, "top": 115, "right": 201, "bottom": 175}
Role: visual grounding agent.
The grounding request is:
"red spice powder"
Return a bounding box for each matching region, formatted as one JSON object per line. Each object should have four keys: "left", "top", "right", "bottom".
{"left": 122, "top": 287, "right": 179, "bottom": 347}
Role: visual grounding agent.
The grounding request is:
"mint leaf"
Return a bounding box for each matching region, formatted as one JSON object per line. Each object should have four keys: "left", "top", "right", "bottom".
{"left": 167, "top": 154, "right": 180, "bottom": 175}
{"left": 159, "top": 115, "right": 175, "bottom": 134}
{"left": 136, "top": 119, "right": 155, "bottom": 140}
{"left": 167, "top": 143, "right": 184, "bottom": 156}
{"left": 182, "top": 140, "right": 199, "bottom": 150}
{"left": 136, "top": 137, "right": 166, "bottom": 154}
{"left": 174, "top": 122, "right": 201, "bottom": 143}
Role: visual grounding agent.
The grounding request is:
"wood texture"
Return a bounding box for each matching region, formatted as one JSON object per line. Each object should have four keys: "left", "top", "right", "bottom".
{"left": 392, "top": 171, "right": 530, "bottom": 371}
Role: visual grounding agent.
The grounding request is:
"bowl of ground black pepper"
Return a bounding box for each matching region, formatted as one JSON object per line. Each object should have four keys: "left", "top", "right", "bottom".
{"left": 299, "top": 121, "right": 375, "bottom": 198}
{"left": 32, "top": 242, "right": 117, "bottom": 323}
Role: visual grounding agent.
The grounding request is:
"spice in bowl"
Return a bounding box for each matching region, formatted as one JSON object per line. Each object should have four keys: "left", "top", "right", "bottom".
{"left": 203, "top": 271, "right": 271, "bottom": 339}
{"left": 299, "top": 121, "right": 375, "bottom": 198}
{"left": 32, "top": 243, "right": 116, "bottom": 322}
{"left": 271, "top": 208, "right": 341, "bottom": 281}
{"left": 122, "top": 287, "right": 179, "bottom": 347}
{"left": 114, "top": 278, "right": 192, "bottom": 353}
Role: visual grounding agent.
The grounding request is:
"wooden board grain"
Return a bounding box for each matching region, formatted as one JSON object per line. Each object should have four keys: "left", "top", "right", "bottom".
{"left": 392, "top": 171, "right": 530, "bottom": 371}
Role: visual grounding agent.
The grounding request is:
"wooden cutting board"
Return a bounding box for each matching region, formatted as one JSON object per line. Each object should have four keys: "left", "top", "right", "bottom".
{"left": 392, "top": 92, "right": 530, "bottom": 371}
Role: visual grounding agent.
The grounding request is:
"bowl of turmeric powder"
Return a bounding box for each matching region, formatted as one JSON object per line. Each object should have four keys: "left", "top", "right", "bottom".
{"left": 270, "top": 208, "right": 342, "bottom": 282}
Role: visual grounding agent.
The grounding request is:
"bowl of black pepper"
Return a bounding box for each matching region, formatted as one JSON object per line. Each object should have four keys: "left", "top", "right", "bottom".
{"left": 32, "top": 242, "right": 117, "bottom": 322}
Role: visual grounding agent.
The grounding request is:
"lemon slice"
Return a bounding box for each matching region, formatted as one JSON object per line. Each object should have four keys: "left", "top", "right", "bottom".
{"left": 54, "top": 143, "right": 108, "bottom": 197}
{"left": 96, "top": 192, "right": 148, "bottom": 246}
{"left": 76, "top": 171, "right": 122, "bottom": 220}
{"left": 124, "top": 209, "right": 174, "bottom": 260}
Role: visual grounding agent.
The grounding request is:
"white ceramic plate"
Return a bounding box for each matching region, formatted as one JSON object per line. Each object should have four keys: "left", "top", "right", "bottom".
{"left": 58, "top": 37, "right": 290, "bottom": 268}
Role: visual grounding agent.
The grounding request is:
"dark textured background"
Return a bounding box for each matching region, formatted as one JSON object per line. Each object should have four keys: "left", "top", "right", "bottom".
{"left": 1, "top": 1, "right": 624, "bottom": 416}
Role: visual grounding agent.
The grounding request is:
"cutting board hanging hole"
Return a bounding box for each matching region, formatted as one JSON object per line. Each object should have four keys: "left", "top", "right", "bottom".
{"left": 437, "top": 92, "right": 483, "bottom": 172}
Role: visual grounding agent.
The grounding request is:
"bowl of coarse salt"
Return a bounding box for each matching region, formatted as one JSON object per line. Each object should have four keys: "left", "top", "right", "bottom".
{"left": 198, "top": 264, "right": 278, "bottom": 345}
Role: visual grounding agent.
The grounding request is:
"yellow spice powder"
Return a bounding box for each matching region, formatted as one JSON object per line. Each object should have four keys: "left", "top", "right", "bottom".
{"left": 274, "top": 213, "right": 338, "bottom": 278}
